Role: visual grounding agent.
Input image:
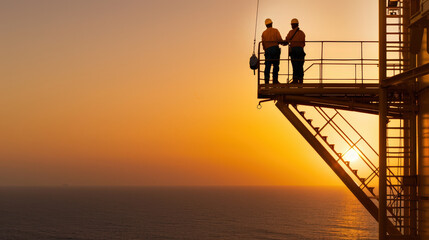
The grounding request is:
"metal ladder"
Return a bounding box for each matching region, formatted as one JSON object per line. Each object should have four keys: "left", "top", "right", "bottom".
{"left": 384, "top": 90, "right": 417, "bottom": 237}
{"left": 386, "top": 0, "right": 409, "bottom": 77}
{"left": 383, "top": 1, "right": 417, "bottom": 238}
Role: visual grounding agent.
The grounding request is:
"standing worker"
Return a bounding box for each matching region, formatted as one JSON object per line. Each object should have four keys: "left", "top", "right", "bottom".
{"left": 285, "top": 18, "right": 306, "bottom": 84}
{"left": 262, "top": 18, "right": 283, "bottom": 84}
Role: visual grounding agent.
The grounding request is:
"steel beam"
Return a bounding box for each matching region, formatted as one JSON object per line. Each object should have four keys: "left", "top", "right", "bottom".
{"left": 281, "top": 95, "right": 379, "bottom": 114}
{"left": 379, "top": 0, "right": 387, "bottom": 239}
{"left": 381, "top": 63, "right": 429, "bottom": 87}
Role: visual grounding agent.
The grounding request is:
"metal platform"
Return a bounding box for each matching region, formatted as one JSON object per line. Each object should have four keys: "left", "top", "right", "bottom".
{"left": 258, "top": 83, "right": 380, "bottom": 97}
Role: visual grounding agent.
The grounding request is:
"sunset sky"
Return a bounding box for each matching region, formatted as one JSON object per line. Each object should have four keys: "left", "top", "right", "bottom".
{"left": 1, "top": 0, "right": 379, "bottom": 186}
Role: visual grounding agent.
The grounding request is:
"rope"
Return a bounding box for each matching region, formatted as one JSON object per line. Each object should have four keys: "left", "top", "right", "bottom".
{"left": 252, "top": 0, "right": 260, "bottom": 54}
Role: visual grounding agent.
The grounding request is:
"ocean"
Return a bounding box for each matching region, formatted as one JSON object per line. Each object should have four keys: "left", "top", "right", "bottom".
{"left": 0, "top": 186, "right": 377, "bottom": 240}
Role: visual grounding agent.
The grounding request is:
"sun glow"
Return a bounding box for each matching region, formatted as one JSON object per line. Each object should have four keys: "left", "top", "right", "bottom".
{"left": 344, "top": 148, "right": 361, "bottom": 163}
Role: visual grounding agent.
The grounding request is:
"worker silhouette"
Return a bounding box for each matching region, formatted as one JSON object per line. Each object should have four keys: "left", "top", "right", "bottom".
{"left": 285, "top": 18, "right": 306, "bottom": 84}
{"left": 262, "top": 18, "right": 283, "bottom": 84}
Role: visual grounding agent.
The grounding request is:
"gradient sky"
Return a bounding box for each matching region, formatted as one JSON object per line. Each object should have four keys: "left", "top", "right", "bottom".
{"left": 1, "top": 0, "right": 379, "bottom": 186}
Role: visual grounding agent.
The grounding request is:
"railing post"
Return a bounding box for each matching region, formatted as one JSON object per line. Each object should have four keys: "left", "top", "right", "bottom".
{"left": 355, "top": 64, "right": 357, "bottom": 85}
{"left": 361, "top": 41, "right": 364, "bottom": 85}
{"left": 320, "top": 42, "right": 324, "bottom": 85}
{"left": 287, "top": 48, "right": 290, "bottom": 83}
{"left": 258, "top": 42, "right": 261, "bottom": 87}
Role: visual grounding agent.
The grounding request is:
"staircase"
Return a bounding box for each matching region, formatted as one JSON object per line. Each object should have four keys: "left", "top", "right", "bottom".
{"left": 276, "top": 100, "right": 401, "bottom": 235}
{"left": 296, "top": 105, "right": 378, "bottom": 198}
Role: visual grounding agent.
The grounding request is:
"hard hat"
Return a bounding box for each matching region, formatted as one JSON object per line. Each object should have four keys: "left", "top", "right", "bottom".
{"left": 265, "top": 18, "right": 273, "bottom": 25}
{"left": 291, "top": 18, "right": 299, "bottom": 24}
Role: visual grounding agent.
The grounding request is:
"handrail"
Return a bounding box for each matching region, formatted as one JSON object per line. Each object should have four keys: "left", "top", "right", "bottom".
{"left": 257, "top": 40, "right": 379, "bottom": 85}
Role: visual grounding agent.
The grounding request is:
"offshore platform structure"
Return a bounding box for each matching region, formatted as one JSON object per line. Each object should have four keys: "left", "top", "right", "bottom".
{"left": 255, "top": 0, "right": 429, "bottom": 239}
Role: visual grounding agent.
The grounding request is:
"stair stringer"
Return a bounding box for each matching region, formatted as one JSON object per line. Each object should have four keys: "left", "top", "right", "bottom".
{"left": 276, "top": 99, "right": 401, "bottom": 236}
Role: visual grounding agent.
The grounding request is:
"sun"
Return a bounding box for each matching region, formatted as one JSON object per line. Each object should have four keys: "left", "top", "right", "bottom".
{"left": 344, "top": 148, "right": 360, "bottom": 162}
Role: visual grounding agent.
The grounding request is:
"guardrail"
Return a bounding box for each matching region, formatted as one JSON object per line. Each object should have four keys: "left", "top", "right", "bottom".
{"left": 257, "top": 41, "right": 380, "bottom": 86}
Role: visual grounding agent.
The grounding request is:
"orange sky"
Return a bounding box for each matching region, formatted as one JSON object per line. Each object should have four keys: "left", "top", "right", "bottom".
{"left": 0, "top": 0, "right": 379, "bottom": 186}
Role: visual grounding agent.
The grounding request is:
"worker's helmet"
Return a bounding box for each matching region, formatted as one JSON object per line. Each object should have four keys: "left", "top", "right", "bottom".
{"left": 291, "top": 18, "right": 299, "bottom": 24}
{"left": 265, "top": 18, "right": 273, "bottom": 25}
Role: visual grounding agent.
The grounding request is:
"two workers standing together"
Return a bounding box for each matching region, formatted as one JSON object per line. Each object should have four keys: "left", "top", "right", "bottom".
{"left": 262, "top": 18, "right": 306, "bottom": 84}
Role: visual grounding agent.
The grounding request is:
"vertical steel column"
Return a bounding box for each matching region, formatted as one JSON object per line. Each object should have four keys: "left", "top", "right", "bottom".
{"left": 361, "top": 41, "right": 364, "bottom": 84}
{"left": 404, "top": 110, "right": 411, "bottom": 235}
{"left": 379, "top": 89, "right": 388, "bottom": 240}
{"left": 403, "top": 0, "right": 411, "bottom": 71}
{"left": 320, "top": 42, "right": 324, "bottom": 84}
{"left": 410, "top": 88, "right": 418, "bottom": 237}
{"left": 379, "top": 0, "right": 387, "bottom": 239}
{"left": 402, "top": 1, "right": 417, "bottom": 234}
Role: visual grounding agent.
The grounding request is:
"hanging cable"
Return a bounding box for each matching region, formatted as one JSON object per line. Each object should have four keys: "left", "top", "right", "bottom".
{"left": 252, "top": 0, "right": 260, "bottom": 54}
{"left": 249, "top": 0, "right": 260, "bottom": 75}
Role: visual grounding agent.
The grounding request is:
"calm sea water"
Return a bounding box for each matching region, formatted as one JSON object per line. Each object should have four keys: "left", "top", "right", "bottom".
{"left": 0, "top": 186, "right": 377, "bottom": 240}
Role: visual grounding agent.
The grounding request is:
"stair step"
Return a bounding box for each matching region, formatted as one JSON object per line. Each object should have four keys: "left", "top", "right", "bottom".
{"left": 306, "top": 119, "right": 313, "bottom": 125}
{"left": 345, "top": 161, "right": 350, "bottom": 167}
{"left": 352, "top": 169, "right": 358, "bottom": 175}
{"left": 299, "top": 111, "right": 305, "bottom": 116}
{"left": 314, "top": 127, "right": 320, "bottom": 133}
{"left": 322, "top": 136, "right": 328, "bottom": 142}
{"left": 368, "top": 187, "right": 375, "bottom": 194}
{"left": 360, "top": 178, "right": 366, "bottom": 183}
{"left": 329, "top": 144, "right": 335, "bottom": 150}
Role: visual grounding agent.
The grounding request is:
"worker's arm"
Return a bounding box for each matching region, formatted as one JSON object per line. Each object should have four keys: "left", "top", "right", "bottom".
{"left": 276, "top": 29, "right": 283, "bottom": 44}
{"left": 285, "top": 30, "right": 292, "bottom": 42}
{"left": 302, "top": 31, "right": 306, "bottom": 46}
{"left": 295, "top": 31, "right": 306, "bottom": 47}
{"left": 261, "top": 33, "right": 266, "bottom": 50}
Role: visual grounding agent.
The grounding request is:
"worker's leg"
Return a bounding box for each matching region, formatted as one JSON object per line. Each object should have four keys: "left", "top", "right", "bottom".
{"left": 272, "top": 47, "right": 280, "bottom": 84}
{"left": 264, "top": 60, "right": 272, "bottom": 84}
{"left": 291, "top": 59, "right": 299, "bottom": 83}
{"left": 295, "top": 47, "right": 305, "bottom": 84}
{"left": 264, "top": 47, "right": 274, "bottom": 84}
{"left": 290, "top": 47, "right": 299, "bottom": 83}
{"left": 272, "top": 63, "right": 279, "bottom": 84}
{"left": 298, "top": 59, "right": 304, "bottom": 83}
